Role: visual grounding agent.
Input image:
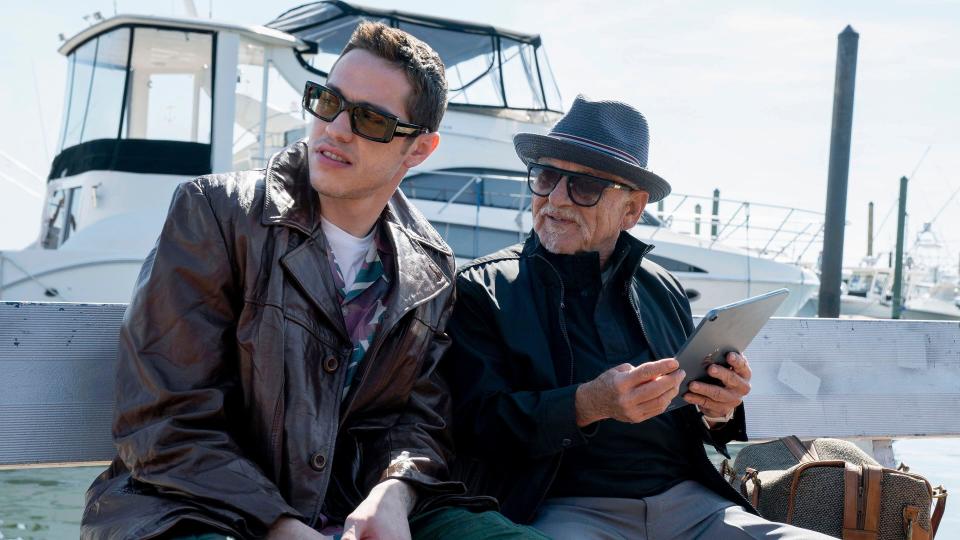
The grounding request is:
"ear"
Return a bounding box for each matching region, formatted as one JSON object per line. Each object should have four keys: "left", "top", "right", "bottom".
{"left": 402, "top": 132, "right": 440, "bottom": 168}
{"left": 620, "top": 189, "right": 650, "bottom": 230}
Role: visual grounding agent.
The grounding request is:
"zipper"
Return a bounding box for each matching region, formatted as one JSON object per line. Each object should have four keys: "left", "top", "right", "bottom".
{"left": 623, "top": 244, "right": 660, "bottom": 359}
{"left": 524, "top": 254, "right": 575, "bottom": 522}
{"left": 531, "top": 253, "right": 574, "bottom": 385}
{"left": 857, "top": 478, "right": 865, "bottom": 530}
{"left": 626, "top": 279, "right": 662, "bottom": 360}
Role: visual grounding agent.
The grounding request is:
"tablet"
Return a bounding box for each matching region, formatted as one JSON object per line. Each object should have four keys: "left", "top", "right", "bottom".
{"left": 665, "top": 288, "right": 789, "bottom": 412}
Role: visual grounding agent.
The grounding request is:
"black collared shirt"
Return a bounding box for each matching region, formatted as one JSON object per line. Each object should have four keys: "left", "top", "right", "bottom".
{"left": 542, "top": 238, "right": 693, "bottom": 499}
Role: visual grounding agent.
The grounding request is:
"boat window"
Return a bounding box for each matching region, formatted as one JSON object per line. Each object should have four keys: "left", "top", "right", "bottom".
{"left": 872, "top": 274, "right": 889, "bottom": 295}
{"left": 430, "top": 221, "right": 527, "bottom": 260}
{"left": 122, "top": 28, "right": 213, "bottom": 143}
{"left": 397, "top": 22, "right": 505, "bottom": 108}
{"left": 268, "top": 2, "right": 561, "bottom": 112}
{"left": 41, "top": 187, "right": 81, "bottom": 249}
{"left": 535, "top": 46, "right": 562, "bottom": 112}
{"left": 59, "top": 28, "right": 131, "bottom": 149}
{"left": 401, "top": 170, "right": 530, "bottom": 211}
{"left": 645, "top": 254, "right": 707, "bottom": 273}
{"left": 500, "top": 38, "right": 542, "bottom": 109}
{"left": 640, "top": 211, "right": 662, "bottom": 227}
{"left": 848, "top": 273, "right": 873, "bottom": 296}
{"left": 233, "top": 39, "right": 306, "bottom": 170}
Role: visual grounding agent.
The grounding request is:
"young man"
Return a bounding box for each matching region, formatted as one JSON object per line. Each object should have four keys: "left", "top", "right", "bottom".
{"left": 82, "top": 22, "right": 467, "bottom": 540}
{"left": 442, "top": 96, "right": 832, "bottom": 539}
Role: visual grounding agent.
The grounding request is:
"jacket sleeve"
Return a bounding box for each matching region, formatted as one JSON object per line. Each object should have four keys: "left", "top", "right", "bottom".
{"left": 441, "top": 274, "right": 589, "bottom": 461}
{"left": 360, "top": 284, "right": 469, "bottom": 511}
{"left": 113, "top": 180, "right": 298, "bottom": 536}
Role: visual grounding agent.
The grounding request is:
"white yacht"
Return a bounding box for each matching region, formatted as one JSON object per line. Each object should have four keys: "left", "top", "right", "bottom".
{"left": 0, "top": 1, "right": 818, "bottom": 316}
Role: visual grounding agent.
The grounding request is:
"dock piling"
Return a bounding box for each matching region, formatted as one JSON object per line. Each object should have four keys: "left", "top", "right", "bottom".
{"left": 817, "top": 25, "right": 860, "bottom": 318}
{"left": 892, "top": 176, "right": 908, "bottom": 319}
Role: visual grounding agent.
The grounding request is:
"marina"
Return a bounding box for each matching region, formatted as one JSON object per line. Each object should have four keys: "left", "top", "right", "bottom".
{"left": 1, "top": 1, "right": 958, "bottom": 538}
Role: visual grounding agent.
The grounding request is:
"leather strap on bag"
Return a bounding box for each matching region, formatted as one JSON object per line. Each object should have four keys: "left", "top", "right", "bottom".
{"left": 783, "top": 435, "right": 819, "bottom": 463}
{"left": 903, "top": 506, "right": 930, "bottom": 540}
{"left": 863, "top": 465, "right": 882, "bottom": 535}
{"left": 931, "top": 485, "right": 947, "bottom": 539}
{"left": 740, "top": 468, "right": 762, "bottom": 508}
{"left": 842, "top": 462, "right": 881, "bottom": 540}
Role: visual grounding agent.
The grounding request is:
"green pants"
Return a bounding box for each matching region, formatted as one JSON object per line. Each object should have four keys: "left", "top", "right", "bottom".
{"left": 168, "top": 507, "right": 546, "bottom": 540}
{"left": 411, "top": 507, "right": 550, "bottom": 540}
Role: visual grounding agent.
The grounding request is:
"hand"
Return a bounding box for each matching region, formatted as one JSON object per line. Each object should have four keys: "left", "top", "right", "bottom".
{"left": 683, "top": 351, "right": 752, "bottom": 423}
{"left": 342, "top": 479, "right": 416, "bottom": 540}
{"left": 575, "top": 358, "right": 685, "bottom": 427}
{"left": 266, "top": 517, "right": 331, "bottom": 540}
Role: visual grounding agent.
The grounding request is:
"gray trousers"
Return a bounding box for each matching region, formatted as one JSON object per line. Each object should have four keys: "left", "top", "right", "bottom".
{"left": 531, "top": 480, "right": 833, "bottom": 539}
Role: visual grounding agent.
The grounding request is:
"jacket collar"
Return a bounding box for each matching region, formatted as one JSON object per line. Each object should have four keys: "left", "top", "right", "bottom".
{"left": 521, "top": 230, "right": 653, "bottom": 279}
{"left": 272, "top": 141, "right": 453, "bottom": 340}
{"left": 262, "top": 140, "right": 319, "bottom": 235}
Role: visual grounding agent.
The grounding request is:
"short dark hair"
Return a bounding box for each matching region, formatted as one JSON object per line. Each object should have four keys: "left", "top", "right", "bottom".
{"left": 340, "top": 21, "right": 448, "bottom": 133}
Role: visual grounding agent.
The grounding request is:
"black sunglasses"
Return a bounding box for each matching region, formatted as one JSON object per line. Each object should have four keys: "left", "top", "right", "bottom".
{"left": 302, "top": 81, "right": 429, "bottom": 143}
{"left": 527, "top": 163, "right": 634, "bottom": 207}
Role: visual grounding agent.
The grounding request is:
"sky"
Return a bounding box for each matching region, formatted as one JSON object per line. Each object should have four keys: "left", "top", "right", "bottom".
{"left": 1, "top": 0, "right": 958, "bottom": 270}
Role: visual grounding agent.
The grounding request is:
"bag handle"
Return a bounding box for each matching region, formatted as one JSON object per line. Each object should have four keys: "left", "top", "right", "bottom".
{"left": 931, "top": 485, "right": 947, "bottom": 539}
{"left": 783, "top": 435, "right": 819, "bottom": 463}
{"left": 740, "top": 468, "right": 761, "bottom": 509}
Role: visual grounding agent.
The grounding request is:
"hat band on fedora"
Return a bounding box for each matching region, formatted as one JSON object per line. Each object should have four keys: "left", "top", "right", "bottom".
{"left": 551, "top": 132, "right": 643, "bottom": 167}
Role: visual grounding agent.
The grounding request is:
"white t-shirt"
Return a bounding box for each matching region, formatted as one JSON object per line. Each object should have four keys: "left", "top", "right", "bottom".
{"left": 321, "top": 215, "right": 374, "bottom": 291}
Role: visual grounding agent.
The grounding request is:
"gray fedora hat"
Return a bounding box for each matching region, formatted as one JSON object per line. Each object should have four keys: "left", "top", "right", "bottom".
{"left": 514, "top": 95, "right": 671, "bottom": 202}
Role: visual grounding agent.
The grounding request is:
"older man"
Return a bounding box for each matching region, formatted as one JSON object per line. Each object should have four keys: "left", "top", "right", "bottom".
{"left": 442, "top": 96, "right": 831, "bottom": 539}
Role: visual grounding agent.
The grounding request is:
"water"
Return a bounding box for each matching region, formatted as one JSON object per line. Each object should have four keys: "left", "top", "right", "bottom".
{"left": 0, "top": 440, "right": 956, "bottom": 539}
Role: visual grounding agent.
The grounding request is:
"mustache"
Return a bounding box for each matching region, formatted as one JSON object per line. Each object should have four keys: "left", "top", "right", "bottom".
{"left": 536, "top": 204, "right": 584, "bottom": 225}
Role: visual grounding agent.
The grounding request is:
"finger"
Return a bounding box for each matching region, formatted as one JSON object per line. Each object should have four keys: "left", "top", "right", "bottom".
{"left": 627, "top": 358, "right": 680, "bottom": 384}
{"left": 682, "top": 390, "right": 736, "bottom": 412}
{"left": 707, "top": 364, "right": 751, "bottom": 395}
{"left": 614, "top": 363, "right": 633, "bottom": 373}
{"left": 727, "top": 352, "right": 753, "bottom": 380}
{"left": 687, "top": 380, "right": 741, "bottom": 404}
{"left": 628, "top": 382, "right": 680, "bottom": 421}
{"left": 627, "top": 370, "right": 684, "bottom": 406}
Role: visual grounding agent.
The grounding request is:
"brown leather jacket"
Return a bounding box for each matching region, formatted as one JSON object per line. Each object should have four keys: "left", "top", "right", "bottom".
{"left": 81, "top": 142, "right": 465, "bottom": 539}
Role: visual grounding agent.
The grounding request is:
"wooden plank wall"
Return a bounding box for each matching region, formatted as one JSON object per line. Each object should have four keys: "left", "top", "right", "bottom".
{"left": 1, "top": 303, "right": 959, "bottom": 466}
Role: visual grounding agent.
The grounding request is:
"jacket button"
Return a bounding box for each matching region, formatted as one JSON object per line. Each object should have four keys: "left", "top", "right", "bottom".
{"left": 561, "top": 438, "right": 572, "bottom": 447}
{"left": 310, "top": 452, "right": 327, "bottom": 471}
{"left": 323, "top": 356, "right": 339, "bottom": 373}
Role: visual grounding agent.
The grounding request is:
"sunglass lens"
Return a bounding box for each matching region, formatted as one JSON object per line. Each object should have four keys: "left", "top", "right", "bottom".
{"left": 352, "top": 107, "right": 391, "bottom": 140}
{"left": 529, "top": 166, "right": 562, "bottom": 196}
{"left": 568, "top": 175, "right": 607, "bottom": 205}
{"left": 310, "top": 86, "right": 341, "bottom": 120}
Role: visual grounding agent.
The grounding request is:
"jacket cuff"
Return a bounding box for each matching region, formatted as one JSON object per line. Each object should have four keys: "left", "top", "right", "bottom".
{"left": 379, "top": 469, "right": 468, "bottom": 515}
{"left": 533, "top": 385, "right": 590, "bottom": 457}
{"left": 699, "top": 403, "right": 748, "bottom": 455}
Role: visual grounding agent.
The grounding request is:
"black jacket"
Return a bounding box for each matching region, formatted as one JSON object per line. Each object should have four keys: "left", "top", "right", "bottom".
{"left": 442, "top": 232, "right": 754, "bottom": 523}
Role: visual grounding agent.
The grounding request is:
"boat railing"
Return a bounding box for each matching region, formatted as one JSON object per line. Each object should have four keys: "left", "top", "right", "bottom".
{"left": 404, "top": 169, "right": 826, "bottom": 264}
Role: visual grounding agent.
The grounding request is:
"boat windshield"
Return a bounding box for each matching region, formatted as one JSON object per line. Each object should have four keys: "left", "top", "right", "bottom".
{"left": 52, "top": 25, "right": 214, "bottom": 179}
{"left": 267, "top": 1, "right": 562, "bottom": 112}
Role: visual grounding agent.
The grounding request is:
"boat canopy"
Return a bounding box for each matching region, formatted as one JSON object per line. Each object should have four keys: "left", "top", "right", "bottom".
{"left": 268, "top": 1, "right": 563, "bottom": 112}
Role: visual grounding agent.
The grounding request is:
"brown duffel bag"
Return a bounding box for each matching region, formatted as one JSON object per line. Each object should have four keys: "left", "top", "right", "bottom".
{"left": 722, "top": 436, "right": 948, "bottom": 539}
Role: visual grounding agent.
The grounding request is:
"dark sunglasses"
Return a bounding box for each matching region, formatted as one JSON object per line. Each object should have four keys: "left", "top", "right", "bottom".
{"left": 302, "top": 81, "right": 429, "bottom": 143}
{"left": 527, "top": 163, "right": 634, "bottom": 207}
